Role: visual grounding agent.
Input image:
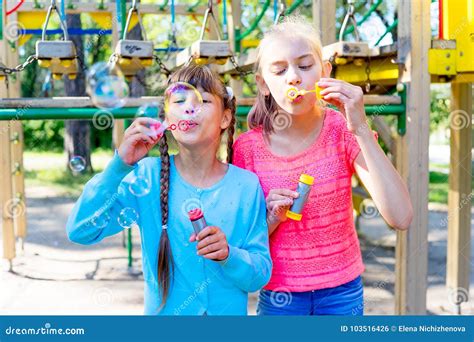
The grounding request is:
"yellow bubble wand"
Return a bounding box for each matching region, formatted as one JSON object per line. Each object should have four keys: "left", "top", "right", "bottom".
{"left": 286, "top": 83, "right": 323, "bottom": 102}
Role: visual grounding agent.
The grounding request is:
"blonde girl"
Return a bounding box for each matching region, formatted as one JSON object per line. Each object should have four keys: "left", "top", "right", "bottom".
{"left": 233, "top": 16, "right": 413, "bottom": 315}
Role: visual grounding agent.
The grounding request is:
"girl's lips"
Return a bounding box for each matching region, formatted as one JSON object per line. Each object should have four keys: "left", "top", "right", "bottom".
{"left": 292, "top": 95, "right": 304, "bottom": 104}
{"left": 187, "top": 121, "right": 199, "bottom": 129}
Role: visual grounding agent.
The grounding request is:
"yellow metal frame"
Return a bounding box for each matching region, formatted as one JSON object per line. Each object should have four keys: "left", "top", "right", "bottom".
{"left": 334, "top": 59, "right": 399, "bottom": 86}
{"left": 428, "top": 47, "right": 457, "bottom": 76}
{"left": 441, "top": 0, "right": 474, "bottom": 73}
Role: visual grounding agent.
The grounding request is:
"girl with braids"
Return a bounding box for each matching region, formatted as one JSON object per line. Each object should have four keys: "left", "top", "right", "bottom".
{"left": 66, "top": 64, "right": 272, "bottom": 315}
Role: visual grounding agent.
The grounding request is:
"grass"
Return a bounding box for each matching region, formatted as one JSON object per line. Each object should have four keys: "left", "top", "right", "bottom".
{"left": 24, "top": 150, "right": 111, "bottom": 198}
{"left": 429, "top": 171, "right": 450, "bottom": 204}
{"left": 428, "top": 168, "right": 474, "bottom": 205}
{"left": 25, "top": 169, "right": 102, "bottom": 198}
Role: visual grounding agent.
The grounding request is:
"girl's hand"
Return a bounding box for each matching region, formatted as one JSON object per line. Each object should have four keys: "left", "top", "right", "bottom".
{"left": 318, "top": 78, "right": 367, "bottom": 135}
{"left": 190, "top": 226, "right": 229, "bottom": 261}
{"left": 118, "top": 117, "right": 164, "bottom": 165}
{"left": 266, "top": 189, "right": 299, "bottom": 225}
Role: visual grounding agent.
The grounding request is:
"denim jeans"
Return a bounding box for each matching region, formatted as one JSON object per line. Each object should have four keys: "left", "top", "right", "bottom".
{"left": 257, "top": 276, "right": 364, "bottom": 315}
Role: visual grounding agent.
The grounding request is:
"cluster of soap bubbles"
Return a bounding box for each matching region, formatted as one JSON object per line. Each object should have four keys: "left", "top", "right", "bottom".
{"left": 86, "top": 207, "right": 139, "bottom": 230}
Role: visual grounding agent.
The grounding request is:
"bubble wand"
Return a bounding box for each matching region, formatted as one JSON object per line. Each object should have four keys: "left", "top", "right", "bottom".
{"left": 286, "top": 83, "right": 323, "bottom": 102}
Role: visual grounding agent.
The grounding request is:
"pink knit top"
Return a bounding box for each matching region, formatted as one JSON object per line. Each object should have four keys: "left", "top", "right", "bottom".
{"left": 233, "top": 108, "right": 375, "bottom": 292}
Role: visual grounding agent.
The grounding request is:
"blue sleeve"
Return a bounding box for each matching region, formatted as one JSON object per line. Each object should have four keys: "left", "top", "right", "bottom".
{"left": 217, "top": 182, "right": 272, "bottom": 292}
{"left": 66, "top": 152, "right": 138, "bottom": 245}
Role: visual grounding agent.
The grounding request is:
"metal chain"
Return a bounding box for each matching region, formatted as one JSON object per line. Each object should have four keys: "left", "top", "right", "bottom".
{"left": 153, "top": 55, "right": 171, "bottom": 77}
{"left": 0, "top": 55, "right": 37, "bottom": 75}
{"left": 365, "top": 56, "right": 371, "bottom": 92}
{"left": 229, "top": 55, "right": 252, "bottom": 78}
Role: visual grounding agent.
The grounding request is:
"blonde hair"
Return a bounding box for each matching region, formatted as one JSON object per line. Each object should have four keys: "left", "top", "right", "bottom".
{"left": 249, "top": 15, "right": 324, "bottom": 134}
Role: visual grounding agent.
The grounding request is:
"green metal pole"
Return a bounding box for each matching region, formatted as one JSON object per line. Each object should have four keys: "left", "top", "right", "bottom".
{"left": 374, "top": 18, "right": 398, "bottom": 47}
{"left": 186, "top": 0, "right": 201, "bottom": 13}
{"left": 286, "top": 0, "right": 304, "bottom": 15}
{"left": 397, "top": 83, "right": 407, "bottom": 136}
{"left": 127, "top": 228, "right": 133, "bottom": 267}
{"left": 236, "top": 104, "right": 406, "bottom": 117}
{"left": 234, "top": 27, "right": 241, "bottom": 53}
{"left": 0, "top": 0, "right": 3, "bottom": 40}
{"left": 159, "top": 0, "right": 169, "bottom": 11}
{"left": 120, "top": 0, "right": 127, "bottom": 38}
{"left": 0, "top": 107, "right": 139, "bottom": 121}
{"left": 235, "top": 0, "right": 270, "bottom": 44}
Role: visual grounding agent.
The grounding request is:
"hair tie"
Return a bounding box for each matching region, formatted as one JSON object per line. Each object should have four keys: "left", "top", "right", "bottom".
{"left": 226, "top": 86, "right": 234, "bottom": 99}
{"left": 162, "top": 224, "right": 168, "bottom": 230}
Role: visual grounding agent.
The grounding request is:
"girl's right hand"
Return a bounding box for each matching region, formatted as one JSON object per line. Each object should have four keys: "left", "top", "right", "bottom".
{"left": 266, "top": 189, "right": 299, "bottom": 225}
{"left": 118, "top": 117, "right": 164, "bottom": 165}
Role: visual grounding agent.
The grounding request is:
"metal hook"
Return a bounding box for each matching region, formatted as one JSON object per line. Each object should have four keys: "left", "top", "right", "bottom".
{"left": 123, "top": 0, "right": 147, "bottom": 41}
{"left": 199, "top": 1, "right": 222, "bottom": 41}
{"left": 274, "top": 0, "right": 287, "bottom": 25}
{"left": 42, "top": 0, "right": 70, "bottom": 41}
{"left": 338, "top": 0, "right": 360, "bottom": 42}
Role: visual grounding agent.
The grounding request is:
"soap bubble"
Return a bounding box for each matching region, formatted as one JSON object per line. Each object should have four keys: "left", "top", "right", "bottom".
{"left": 90, "top": 211, "right": 111, "bottom": 229}
{"left": 135, "top": 102, "right": 168, "bottom": 136}
{"left": 129, "top": 176, "right": 151, "bottom": 197}
{"left": 118, "top": 207, "right": 139, "bottom": 228}
{"left": 164, "top": 82, "right": 203, "bottom": 120}
{"left": 86, "top": 62, "right": 129, "bottom": 110}
{"left": 69, "top": 156, "right": 86, "bottom": 173}
{"left": 136, "top": 101, "right": 162, "bottom": 119}
{"left": 86, "top": 62, "right": 111, "bottom": 92}
{"left": 92, "top": 76, "right": 129, "bottom": 110}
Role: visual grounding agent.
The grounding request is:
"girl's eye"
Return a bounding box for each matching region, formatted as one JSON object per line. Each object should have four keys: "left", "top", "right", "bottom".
{"left": 172, "top": 97, "right": 186, "bottom": 103}
{"left": 300, "top": 64, "right": 313, "bottom": 70}
{"left": 202, "top": 99, "right": 211, "bottom": 104}
{"left": 274, "top": 68, "right": 286, "bottom": 75}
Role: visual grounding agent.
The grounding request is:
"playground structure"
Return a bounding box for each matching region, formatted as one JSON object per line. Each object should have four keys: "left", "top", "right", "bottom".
{"left": 0, "top": 0, "right": 472, "bottom": 315}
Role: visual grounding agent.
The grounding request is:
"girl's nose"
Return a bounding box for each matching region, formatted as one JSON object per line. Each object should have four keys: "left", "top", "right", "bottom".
{"left": 287, "top": 66, "right": 302, "bottom": 86}
{"left": 185, "top": 108, "right": 195, "bottom": 115}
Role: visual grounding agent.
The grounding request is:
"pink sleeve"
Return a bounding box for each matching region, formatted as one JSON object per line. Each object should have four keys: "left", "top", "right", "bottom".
{"left": 344, "top": 128, "right": 379, "bottom": 174}
{"left": 232, "top": 137, "right": 248, "bottom": 170}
